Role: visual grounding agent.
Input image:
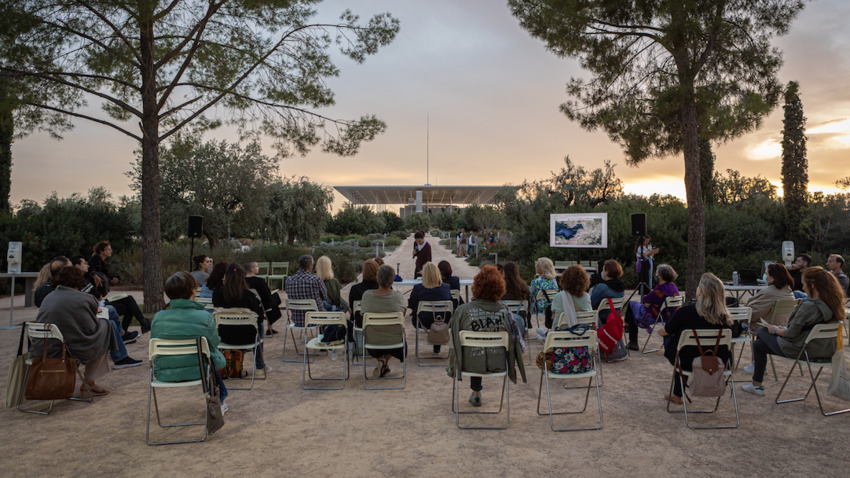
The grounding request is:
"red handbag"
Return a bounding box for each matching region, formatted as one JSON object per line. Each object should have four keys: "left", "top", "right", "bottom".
{"left": 597, "top": 298, "right": 624, "bottom": 355}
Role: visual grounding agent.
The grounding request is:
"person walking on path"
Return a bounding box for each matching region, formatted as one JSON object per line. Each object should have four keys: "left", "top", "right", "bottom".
{"left": 412, "top": 231, "right": 432, "bottom": 279}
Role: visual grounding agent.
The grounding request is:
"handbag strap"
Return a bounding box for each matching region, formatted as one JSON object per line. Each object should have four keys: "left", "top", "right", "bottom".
{"left": 196, "top": 337, "right": 209, "bottom": 395}
{"left": 16, "top": 325, "right": 25, "bottom": 357}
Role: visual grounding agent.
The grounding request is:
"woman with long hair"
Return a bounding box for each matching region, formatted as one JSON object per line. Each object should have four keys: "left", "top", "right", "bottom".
{"left": 658, "top": 273, "right": 732, "bottom": 404}
{"left": 438, "top": 260, "right": 463, "bottom": 308}
{"left": 742, "top": 262, "right": 796, "bottom": 331}
{"left": 408, "top": 262, "right": 453, "bottom": 353}
{"left": 450, "top": 265, "right": 526, "bottom": 407}
{"left": 635, "top": 235, "right": 659, "bottom": 288}
{"left": 502, "top": 261, "right": 531, "bottom": 334}
{"left": 742, "top": 267, "right": 846, "bottom": 396}
{"left": 212, "top": 263, "right": 268, "bottom": 372}
{"left": 316, "top": 256, "right": 346, "bottom": 311}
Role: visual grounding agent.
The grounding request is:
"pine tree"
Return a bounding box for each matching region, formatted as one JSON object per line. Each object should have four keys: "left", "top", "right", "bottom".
{"left": 781, "top": 81, "right": 808, "bottom": 239}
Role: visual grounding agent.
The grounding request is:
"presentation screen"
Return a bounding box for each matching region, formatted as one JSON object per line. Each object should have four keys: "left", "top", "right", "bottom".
{"left": 549, "top": 213, "right": 608, "bottom": 249}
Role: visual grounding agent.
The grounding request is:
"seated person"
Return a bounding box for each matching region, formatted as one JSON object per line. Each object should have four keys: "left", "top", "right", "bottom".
{"left": 501, "top": 261, "right": 529, "bottom": 339}
{"left": 374, "top": 257, "right": 402, "bottom": 281}
{"left": 316, "top": 256, "right": 347, "bottom": 312}
{"left": 550, "top": 264, "right": 592, "bottom": 330}
{"left": 35, "top": 267, "right": 116, "bottom": 396}
{"left": 152, "top": 272, "right": 228, "bottom": 411}
{"left": 624, "top": 264, "right": 680, "bottom": 350}
{"left": 360, "top": 265, "right": 407, "bottom": 378}
{"left": 348, "top": 259, "right": 380, "bottom": 328}
{"left": 212, "top": 263, "right": 268, "bottom": 372}
{"left": 438, "top": 260, "right": 463, "bottom": 309}
{"left": 199, "top": 261, "right": 228, "bottom": 299}
{"left": 449, "top": 265, "right": 527, "bottom": 407}
{"left": 34, "top": 256, "right": 71, "bottom": 307}
{"left": 529, "top": 257, "right": 558, "bottom": 316}
{"left": 743, "top": 263, "right": 795, "bottom": 331}
{"left": 191, "top": 255, "right": 212, "bottom": 286}
{"left": 244, "top": 261, "right": 282, "bottom": 335}
{"left": 742, "top": 267, "right": 845, "bottom": 396}
{"left": 590, "top": 259, "right": 626, "bottom": 311}
{"left": 284, "top": 255, "right": 327, "bottom": 327}
{"left": 408, "top": 262, "right": 453, "bottom": 353}
{"left": 658, "top": 273, "right": 731, "bottom": 404}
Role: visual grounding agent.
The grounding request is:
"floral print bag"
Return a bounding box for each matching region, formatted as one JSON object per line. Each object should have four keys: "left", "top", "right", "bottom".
{"left": 548, "top": 324, "right": 593, "bottom": 374}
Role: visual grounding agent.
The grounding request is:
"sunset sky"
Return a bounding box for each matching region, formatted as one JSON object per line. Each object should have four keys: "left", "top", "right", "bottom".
{"left": 9, "top": 0, "right": 850, "bottom": 210}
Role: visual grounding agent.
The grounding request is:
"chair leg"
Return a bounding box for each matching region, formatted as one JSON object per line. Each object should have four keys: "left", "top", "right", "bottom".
{"left": 776, "top": 355, "right": 850, "bottom": 416}
{"left": 15, "top": 365, "right": 55, "bottom": 415}
{"left": 641, "top": 317, "right": 663, "bottom": 354}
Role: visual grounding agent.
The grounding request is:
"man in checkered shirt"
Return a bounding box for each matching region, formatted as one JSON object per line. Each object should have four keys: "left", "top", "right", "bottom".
{"left": 285, "top": 255, "right": 327, "bottom": 326}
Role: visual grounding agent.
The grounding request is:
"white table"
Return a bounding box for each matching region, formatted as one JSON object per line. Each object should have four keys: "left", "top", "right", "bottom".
{"left": 725, "top": 284, "right": 767, "bottom": 302}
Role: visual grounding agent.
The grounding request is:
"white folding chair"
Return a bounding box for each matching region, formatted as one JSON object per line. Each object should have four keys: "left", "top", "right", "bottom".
{"left": 727, "top": 306, "right": 753, "bottom": 370}
{"left": 350, "top": 300, "right": 377, "bottom": 368}
{"left": 361, "top": 312, "right": 406, "bottom": 390}
{"left": 667, "top": 329, "right": 739, "bottom": 430}
{"left": 451, "top": 331, "right": 511, "bottom": 430}
{"left": 146, "top": 337, "right": 212, "bottom": 445}
{"left": 564, "top": 311, "right": 606, "bottom": 387}
{"left": 16, "top": 322, "right": 93, "bottom": 415}
{"left": 534, "top": 288, "right": 560, "bottom": 329}
{"left": 414, "top": 300, "right": 453, "bottom": 367}
{"left": 642, "top": 296, "right": 684, "bottom": 354}
{"left": 774, "top": 322, "right": 850, "bottom": 416}
{"left": 194, "top": 295, "right": 214, "bottom": 312}
{"left": 763, "top": 299, "right": 802, "bottom": 380}
{"left": 503, "top": 299, "right": 532, "bottom": 366}
{"left": 302, "top": 312, "right": 349, "bottom": 390}
{"left": 281, "top": 299, "right": 320, "bottom": 363}
{"left": 266, "top": 261, "right": 289, "bottom": 290}
{"left": 214, "top": 308, "right": 264, "bottom": 390}
{"left": 536, "top": 330, "right": 602, "bottom": 431}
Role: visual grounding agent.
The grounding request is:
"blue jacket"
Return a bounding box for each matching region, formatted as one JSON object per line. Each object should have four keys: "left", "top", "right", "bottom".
{"left": 590, "top": 279, "right": 625, "bottom": 310}
{"left": 151, "top": 299, "right": 226, "bottom": 382}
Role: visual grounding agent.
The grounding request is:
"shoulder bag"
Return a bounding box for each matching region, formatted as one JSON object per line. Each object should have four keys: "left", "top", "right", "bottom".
{"left": 24, "top": 335, "right": 77, "bottom": 401}
{"left": 5, "top": 327, "right": 29, "bottom": 408}
{"left": 198, "top": 338, "right": 225, "bottom": 434}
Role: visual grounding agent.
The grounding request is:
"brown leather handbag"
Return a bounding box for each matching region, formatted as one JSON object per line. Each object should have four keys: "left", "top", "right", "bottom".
{"left": 24, "top": 339, "right": 77, "bottom": 400}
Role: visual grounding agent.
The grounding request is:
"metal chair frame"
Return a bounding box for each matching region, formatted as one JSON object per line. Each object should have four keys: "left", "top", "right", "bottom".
{"left": 146, "top": 337, "right": 212, "bottom": 446}
{"left": 266, "top": 261, "right": 289, "bottom": 290}
{"left": 641, "top": 295, "right": 684, "bottom": 354}
{"left": 774, "top": 322, "right": 850, "bottom": 416}
{"left": 667, "top": 329, "right": 740, "bottom": 430}
{"left": 361, "top": 312, "right": 406, "bottom": 390}
{"left": 16, "top": 322, "right": 94, "bottom": 415}
{"left": 451, "top": 331, "right": 510, "bottom": 430}
{"left": 534, "top": 288, "right": 560, "bottom": 329}
{"left": 302, "top": 311, "right": 349, "bottom": 389}
{"left": 414, "top": 300, "right": 453, "bottom": 367}
{"left": 558, "top": 311, "right": 605, "bottom": 387}
{"left": 214, "top": 309, "right": 265, "bottom": 390}
{"left": 727, "top": 307, "right": 753, "bottom": 370}
{"left": 536, "top": 330, "right": 602, "bottom": 431}
{"left": 281, "top": 299, "right": 320, "bottom": 363}
{"left": 349, "top": 300, "right": 378, "bottom": 368}
{"left": 762, "top": 299, "right": 802, "bottom": 380}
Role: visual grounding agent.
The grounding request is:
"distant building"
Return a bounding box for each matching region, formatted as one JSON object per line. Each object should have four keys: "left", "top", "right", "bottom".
{"left": 333, "top": 185, "right": 510, "bottom": 218}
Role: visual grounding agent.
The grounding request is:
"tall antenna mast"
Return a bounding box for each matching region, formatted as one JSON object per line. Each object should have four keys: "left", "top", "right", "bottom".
{"left": 426, "top": 114, "right": 430, "bottom": 186}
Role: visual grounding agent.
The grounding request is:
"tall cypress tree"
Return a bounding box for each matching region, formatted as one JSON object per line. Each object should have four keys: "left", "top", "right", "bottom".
{"left": 699, "top": 138, "right": 716, "bottom": 205}
{"left": 780, "top": 81, "right": 808, "bottom": 239}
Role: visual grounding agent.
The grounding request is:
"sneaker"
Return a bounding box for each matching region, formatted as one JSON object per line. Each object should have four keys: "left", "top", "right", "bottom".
{"left": 743, "top": 364, "right": 755, "bottom": 375}
{"left": 627, "top": 341, "right": 639, "bottom": 351}
{"left": 469, "top": 393, "right": 482, "bottom": 407}
{"left": 741, "top": 383, "right": 765, "bottom": 396}
{"left": 536, "top": 328, "right": 548, "bottom": 336}
{"left": 220, "top": 402, "right": 229, "bottom": 414}
{"left": 113, "top": 356, "right": 142, "bottom": 369}
{"left": 122, "top": 331, "right": 139, "bottom": 344}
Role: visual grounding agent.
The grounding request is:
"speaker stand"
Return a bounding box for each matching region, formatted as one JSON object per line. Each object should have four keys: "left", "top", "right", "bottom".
{"left": 189, "top": 237, "right": 195, "bottom": 271}
{"left": 625, "top": 281, "right": 650, "bottom": 305}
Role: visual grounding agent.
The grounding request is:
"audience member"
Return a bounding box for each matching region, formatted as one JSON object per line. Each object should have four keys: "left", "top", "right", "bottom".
{"left": 360, "top": 265, "right": 407, "bottom": 378}
{"left": 590, "top": 259, "right": 626, "bottom": 310}
{"left": 88, "top": 240, "right": 120, "bottom": 285}
{"left": 213, "top": 263, "right": 268, "bottom": 372}
{"left": 284, "top": 255, "right": 327, "bottom": 327}
{"left": 826, "top": 254, "right": 848, "bottom": 293}
{"left": 316, "top": 256, "right": 347, "bottom": 312}
{"left": 438, "top": 260, "right": 463, "bottom": 309}
{"left": 408, "top": 262, "right": 453, "bottom": 353}
{"left": 501, "top": 261, "right": 531, "bottom": 326}
{"left": 191, "top": 255, "right": 212, "bottom": 286}
{"left": 34, "top": 256, "right": 71, "bottom": 307}
{"left": 35, "top": 267, "right": 116, "bottom": 396}
{"left": 245, "top": 261, "right": 282, "bottom": 335}
{"left": 551, "top": 264, "right": 592, "bottom": 331}
{"left": 449, "top": 265, "right": 526, "bottom": 407}
{"left": 743, "top": 263, "right": 796, "bottom": 331}
{"left": 788, "top": 253, "right": 811, "bottom": 293}
{"left": 529, "top": 257, "right": 558, "bottom": 316}
{"left": 349, "top": 259, "right": 380, "bottom": 328}
{"left": 200, "top": 261, "right": 228, "bottom": 299}
{"left": 624, "top": 264, "right": 680, "bottom": 350}
{"left": 742, "top": 267, "right": 846, "bottom": 396}
{"left": 152, "top": 272, "right": 229, "bottom": 412}
{"left": 658, "top": 273, "right": 731, "bottom": 404}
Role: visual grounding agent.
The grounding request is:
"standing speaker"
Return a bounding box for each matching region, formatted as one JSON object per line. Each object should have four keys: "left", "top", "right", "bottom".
{"left": 630, "top": 213, "right": 646, "bottom": 237}
{"left": 188, "top": 215, "right": 203, "bottom": 238}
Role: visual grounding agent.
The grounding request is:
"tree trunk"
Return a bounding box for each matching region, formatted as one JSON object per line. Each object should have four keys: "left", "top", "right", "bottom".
{"left": 681, "top": 93, "right": 706, "bottom": 301}
{"left": 287, "top": 230, "right": 296, "bottom": 245}
{"left": 139, "top": 8, "right": 164, "bottom": 313}
{"left": 0, "top": 80, "right": 12, "bottom": 214}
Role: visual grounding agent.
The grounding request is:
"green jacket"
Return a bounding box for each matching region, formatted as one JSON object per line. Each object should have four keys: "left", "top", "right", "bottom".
{"left": 151, "top": 299, "right": 226, "bottom": 382}
{"left": 447, "top": 299, "right": 527, "bottom": 384}
{"left": 778, "top": 299, "right": 837, "bottom": 360}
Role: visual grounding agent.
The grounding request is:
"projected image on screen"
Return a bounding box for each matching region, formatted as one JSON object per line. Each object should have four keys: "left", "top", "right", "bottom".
{"left": 549, "top": 213, "right": 607, "bottom": 249}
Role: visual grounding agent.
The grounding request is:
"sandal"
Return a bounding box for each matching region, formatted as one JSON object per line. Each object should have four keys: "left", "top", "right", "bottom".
{"left": 372, "top": 361, "right": 384, "bottom": 378}
{"left": 380, "top": 363, "right": 391, "bottom": 377}
{"left": 664, "top": 393, "right": 683, "bottom": 405}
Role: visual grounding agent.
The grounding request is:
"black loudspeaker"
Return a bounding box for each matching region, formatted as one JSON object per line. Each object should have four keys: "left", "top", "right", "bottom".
{"left": 188, "top": 215, "right": 203, "bottom": 238}
{"left": 631, "top": 213, "right": 646, "bottom": 237}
